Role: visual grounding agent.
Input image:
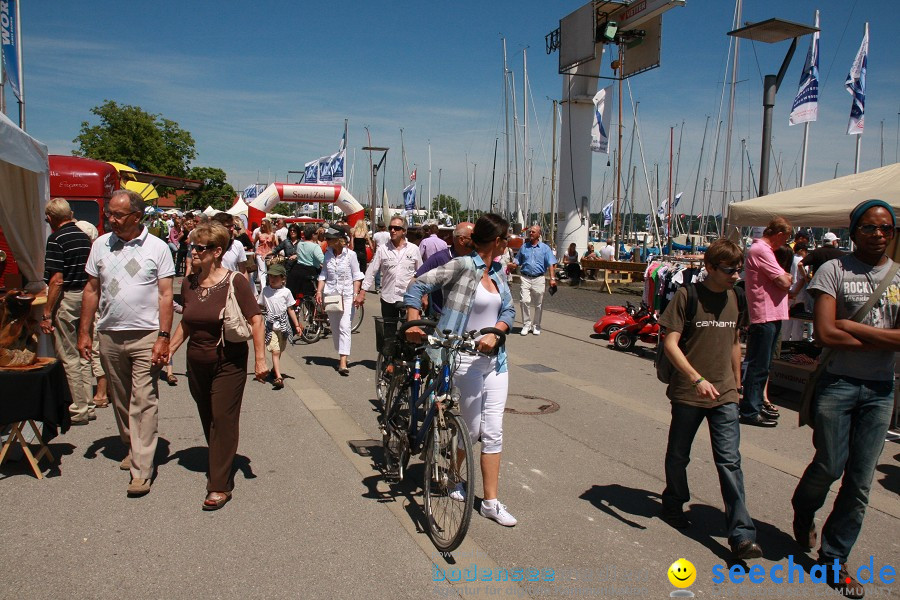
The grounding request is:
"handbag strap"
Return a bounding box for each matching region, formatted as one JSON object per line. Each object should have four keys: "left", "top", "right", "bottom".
{"left": 816, "top": 257, "right": 900, "bottom": 372}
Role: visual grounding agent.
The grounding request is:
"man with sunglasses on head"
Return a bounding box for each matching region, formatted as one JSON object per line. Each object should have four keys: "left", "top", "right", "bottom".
{"left": 791, "top": 200, "right": 900, "bottom": 600}
{"left": 658, "top": 239, "right": 762, "bottom": 560}
{"left": 739, "top": 217, "right": 794, "bottom": 427}
{"left": 211, "top": 212, "right": 248, "bottom": 279}
{"left": 358, "top": 216, "right": 423, "bottom": 362}
{"left": 77, "top": 189, "right": 175, "bottom": 498}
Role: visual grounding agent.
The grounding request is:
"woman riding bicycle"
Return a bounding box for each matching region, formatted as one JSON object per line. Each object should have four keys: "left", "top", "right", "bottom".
{"left": 403, "top": 213, "right": 517, "bottom": 527}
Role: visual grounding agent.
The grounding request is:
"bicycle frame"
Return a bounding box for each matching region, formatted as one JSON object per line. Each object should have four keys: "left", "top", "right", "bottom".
{"left": 405, "top": 351, "right": 453, "bottom": 455}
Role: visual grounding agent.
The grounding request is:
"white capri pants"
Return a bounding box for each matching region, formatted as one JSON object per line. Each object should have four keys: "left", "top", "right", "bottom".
{"left": 454, "top": 354, "right": 509, "bottom": 454}
{"left": 327, "top": 296, "right": 355, "bottom": 356}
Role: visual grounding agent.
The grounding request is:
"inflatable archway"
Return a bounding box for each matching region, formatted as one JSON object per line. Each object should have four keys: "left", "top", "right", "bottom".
{"left": 247, "top": 183, "right": 364, "bottom": 228}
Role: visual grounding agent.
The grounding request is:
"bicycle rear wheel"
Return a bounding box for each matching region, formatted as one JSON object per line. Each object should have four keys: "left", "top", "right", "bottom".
{"left": 424, "top": 408, "right": 475, "bottom": 552}
{"left": 351, "top": 303, "right": 365, "bottom": 332}
{"left": 381, "top": 371, "right": 410, "bottom": 481}
{"left": 300, "top": 299, "right": 324, "bottom": 343}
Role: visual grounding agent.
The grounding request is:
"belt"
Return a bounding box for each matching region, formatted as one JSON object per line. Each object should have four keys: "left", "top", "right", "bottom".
{"left": 521, "top": 273, "right": 545, "bottom": 278}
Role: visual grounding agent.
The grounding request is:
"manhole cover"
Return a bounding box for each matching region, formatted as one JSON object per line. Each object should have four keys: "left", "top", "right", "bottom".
{"left": 504, "top": 394, "right": 559, "bottom": 415}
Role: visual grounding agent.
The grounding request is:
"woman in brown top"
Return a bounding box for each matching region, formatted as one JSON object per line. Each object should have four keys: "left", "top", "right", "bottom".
{"left": 169, "top": 222, "right": 268, "bottom": 510}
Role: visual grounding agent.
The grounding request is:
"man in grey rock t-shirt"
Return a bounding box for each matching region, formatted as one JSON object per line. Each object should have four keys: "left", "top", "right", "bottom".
{"left": 791, "top": 199, "right": 900, "bottom": 600}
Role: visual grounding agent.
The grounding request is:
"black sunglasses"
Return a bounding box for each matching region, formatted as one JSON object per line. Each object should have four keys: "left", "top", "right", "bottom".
{"left": 388, "top": 225, "right": 405, "bottom": 231}
{"left": 857, "top": 224, "right": 896, "bottom": 236}
{"left": 716, "top": 264, "right": 741, "bottom": 275}
{"left": 190, "top": 243, "right": 216, "bottom": 253}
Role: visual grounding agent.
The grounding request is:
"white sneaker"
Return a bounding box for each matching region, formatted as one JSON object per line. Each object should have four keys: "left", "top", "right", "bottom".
{"left": 520, "top": 326, "right": 530, "bottom": 336}
{"left": 449, "top": 482, "right": 466, "bottom": 502}
{"left": 532, "top": 327, "right": 541, "bottom": 335}
{"left": 480, "top": 500, "right": 517, "bottom": 526}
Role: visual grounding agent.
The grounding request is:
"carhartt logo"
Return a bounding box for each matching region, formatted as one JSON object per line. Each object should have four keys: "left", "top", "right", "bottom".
{"left": 695, "top": 320, "right": 736, "bottom": 328}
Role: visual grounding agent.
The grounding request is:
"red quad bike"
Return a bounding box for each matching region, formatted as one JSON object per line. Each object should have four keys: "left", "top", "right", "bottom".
{"left": 593, "top": 302, "right": 637, "bottom": 338}
{"left": 608, "top": 303, "right": 659, "bottom": 352}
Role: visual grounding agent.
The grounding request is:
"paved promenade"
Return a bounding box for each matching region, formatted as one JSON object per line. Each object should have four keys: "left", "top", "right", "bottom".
{"left": 1, "top": 287, "right": 897, "bottom": 599}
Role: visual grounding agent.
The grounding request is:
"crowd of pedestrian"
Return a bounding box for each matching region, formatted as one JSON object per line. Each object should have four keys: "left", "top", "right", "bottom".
{"left": 33, "top": 194, "right": 898, "bottom": 598}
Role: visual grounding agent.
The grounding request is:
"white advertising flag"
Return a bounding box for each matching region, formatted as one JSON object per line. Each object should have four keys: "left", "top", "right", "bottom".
{"left": 591, "top": 85, "right": 613, "bottom": 154}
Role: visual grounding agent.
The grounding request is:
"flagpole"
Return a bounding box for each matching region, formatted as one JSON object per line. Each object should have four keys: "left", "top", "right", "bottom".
{"left": 854, "top": 136, "right": 862, "bottom": 174}
{"left": 15, "top": 0, "right": 24, "bottom": 129}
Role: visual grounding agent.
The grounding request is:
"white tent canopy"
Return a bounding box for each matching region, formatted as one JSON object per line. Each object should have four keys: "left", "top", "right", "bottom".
{"left": 203, "top": 205, "right": 219, "bottom": 216}
{"left": 0, "top": 112, "right": 49, "bottom": 290}
{"left": 227, "top": 198, "right": 248, "bottom": 216}
{"left": 728, "top": 163, "right": 900, "bottom": 228}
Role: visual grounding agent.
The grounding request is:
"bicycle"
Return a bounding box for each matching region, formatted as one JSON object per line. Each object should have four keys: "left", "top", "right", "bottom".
{"left": 381, "top": 319, "right": 507, "bottom": 552}
{"left": 290, "top": 289, "right": 365, "bottom": 345}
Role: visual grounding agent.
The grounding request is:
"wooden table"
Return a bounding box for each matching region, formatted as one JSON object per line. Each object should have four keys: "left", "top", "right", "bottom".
{"left": 0, "top": 358, "right": 72, "bottom": 479}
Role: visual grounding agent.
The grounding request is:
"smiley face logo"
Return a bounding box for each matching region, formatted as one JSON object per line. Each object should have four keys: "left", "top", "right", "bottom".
{"left": 668, "top": 559, "right": 696, "bottom": 588}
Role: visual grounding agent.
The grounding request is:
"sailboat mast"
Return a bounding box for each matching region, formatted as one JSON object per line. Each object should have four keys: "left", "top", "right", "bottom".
{"left": 490, "top": 137, "right": 498, "bottom": 214}
{"left": 688, "top": 116, "right": 710, "bottom": 236}
{"left": 523, "top": 48, "right": 529, "bottom": 227}
{"left": 502, "top": 38, "right": 511, "bottom": 220}
{"left": 428, "top": 141, "right": 433, "bottom": 217}
{"left": 550, "top": 100, "right": 558, "bottom": 242}
{"left": 721, "top": 0, "right": 742, "bottom": 230}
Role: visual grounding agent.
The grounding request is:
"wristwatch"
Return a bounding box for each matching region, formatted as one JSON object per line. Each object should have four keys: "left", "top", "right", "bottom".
{"left": 41, "top": 315, "right": 52, "bottom": 321}
{"left": 158, "top": 331, "right": 170, "bottom": 339}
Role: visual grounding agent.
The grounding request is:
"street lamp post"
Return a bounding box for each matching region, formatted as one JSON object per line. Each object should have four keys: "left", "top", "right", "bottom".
{"left": 728, "top": 19, "right": 818, "bottom": 201}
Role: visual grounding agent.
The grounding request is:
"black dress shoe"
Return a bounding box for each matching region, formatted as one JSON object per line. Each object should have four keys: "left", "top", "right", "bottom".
{"left": 740, "top": 415, "right": 778, "bottom": 427}
{"left": 660, "top": 510, "right": 691, "bottom": 529}
{"left": 761, "top": 407, "right": 780, "bottom": 419}
{"left": 733, "top": 540, "right": 763, "bottom": 559}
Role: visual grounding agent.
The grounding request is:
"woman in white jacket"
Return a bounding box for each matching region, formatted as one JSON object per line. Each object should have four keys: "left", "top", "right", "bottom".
{"left": 316, "top": 226, "right": 364, "bottom": 375}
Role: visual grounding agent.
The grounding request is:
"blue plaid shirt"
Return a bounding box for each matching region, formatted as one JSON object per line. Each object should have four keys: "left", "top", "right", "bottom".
{"left": 405, "top": 253, "right": 515, "bottom": 373}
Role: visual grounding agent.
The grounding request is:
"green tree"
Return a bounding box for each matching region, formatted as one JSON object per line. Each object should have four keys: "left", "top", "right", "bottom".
{"left": 432, "top": 194, "right": 462, "bottom": 220}
{"left": 73, "top": 100, "right": 196, "bottom": 176}
{"left": 178, "top": 167, "right": 236, "bottom": 212}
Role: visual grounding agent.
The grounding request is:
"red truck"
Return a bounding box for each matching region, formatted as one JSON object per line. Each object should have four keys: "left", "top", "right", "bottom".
{"left": 0, "top": 155, "right": 200, "bottom": 288}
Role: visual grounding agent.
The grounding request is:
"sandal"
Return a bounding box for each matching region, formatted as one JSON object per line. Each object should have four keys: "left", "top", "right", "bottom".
{"left": 202, "top": 491, "right": 232, "bottom": 511}
{"left": 165, "top": 374, "right": 178, "bottom": 386}
{"left": 763, "top": 401, "right": 779, "bottom": 413}
{"left": 94, "top": 398, "right": 110, "bottom": 408}
{"left": 273, "top": 377, "right": 284, "bottom": 390}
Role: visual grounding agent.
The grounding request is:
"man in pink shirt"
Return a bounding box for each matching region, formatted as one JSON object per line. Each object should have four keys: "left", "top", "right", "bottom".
{"left": 740, "top": 217, "right": 793, "bottom": 427}
{"left": 418, "top": 223, "right": 449, "bottom": 262}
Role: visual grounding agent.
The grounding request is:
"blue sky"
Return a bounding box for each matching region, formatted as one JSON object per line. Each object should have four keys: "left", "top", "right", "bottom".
{"left": 7, "top": 0, "right": 899, "bottom": 217}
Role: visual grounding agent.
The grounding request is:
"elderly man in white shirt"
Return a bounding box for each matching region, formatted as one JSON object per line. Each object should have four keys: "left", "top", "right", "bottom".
{"left": 78, "top": 190, "right": 174, "bottom": 498}
{"left": 356, "top": 216, "right": 422, "bottom": 361}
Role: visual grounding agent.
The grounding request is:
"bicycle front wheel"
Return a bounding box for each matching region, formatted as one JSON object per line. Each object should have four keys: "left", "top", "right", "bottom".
{"left": 424, "top": 409, "right": 475, "bottom": 552}
{"left": 351, "top": 303, "right": 365, "bottom": 332}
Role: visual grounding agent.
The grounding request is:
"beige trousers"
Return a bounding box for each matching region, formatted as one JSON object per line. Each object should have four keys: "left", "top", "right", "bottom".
{"left": 99, "top": 330, "right": 161, "bottom": 480}
{"left": 52, "top": 290, "right": 95, "bottom": 421}
{"left": 519, "top": 274, "right": 546, "bottom": 330}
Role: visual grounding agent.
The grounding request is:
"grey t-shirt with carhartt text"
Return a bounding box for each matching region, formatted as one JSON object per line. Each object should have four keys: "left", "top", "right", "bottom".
{"left": 808, "top": 254, "right": 900, "bottom": 381}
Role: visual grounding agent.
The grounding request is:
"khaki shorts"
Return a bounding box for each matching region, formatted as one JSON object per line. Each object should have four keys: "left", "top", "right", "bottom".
{"left": 266, "top": 330, "right": 287, "bottom": 353}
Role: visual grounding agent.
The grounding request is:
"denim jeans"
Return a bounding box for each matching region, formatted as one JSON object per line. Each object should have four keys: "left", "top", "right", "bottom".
{"left": 740, "top": 320, "right": 782, "bottom": 419}
{"left": 662, "top": 402, "right": 756, "bottom": 548}
{"left": 791, "top": 373, "right": 894, "bottom": 563}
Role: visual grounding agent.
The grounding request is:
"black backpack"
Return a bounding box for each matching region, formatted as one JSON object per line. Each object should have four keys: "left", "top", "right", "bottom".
{"left": 655, "top": 283, "right": 746, "bottom": 384}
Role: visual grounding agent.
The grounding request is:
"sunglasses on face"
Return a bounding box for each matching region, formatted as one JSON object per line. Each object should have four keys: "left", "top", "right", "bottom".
{"left": 857, "top": 224, "right": 896, "bottom": 237}
{"left": 104, "top": 210, "right": 139, "bottom": 221}
{"left": 388, "top": 225, "right": 405, "bottom": 231}
{"left": 716, "top": 265, "right": 741, "bottom": 275}
{"left": 190, "top": 243, "right": 216, "bottom": 253}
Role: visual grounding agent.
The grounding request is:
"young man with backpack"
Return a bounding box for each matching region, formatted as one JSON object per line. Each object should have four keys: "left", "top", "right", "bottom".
{"left": 657, "top": 239, "right": 763, "bottom": 560}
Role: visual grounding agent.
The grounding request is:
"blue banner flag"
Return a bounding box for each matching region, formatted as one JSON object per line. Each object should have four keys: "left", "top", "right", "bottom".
{"left": 602, "top": 202, "right": 613, "bottom": 227}
{"left": 1, "top": 0, "right": 21, "bottom": 101}
{"left": 790, "top": 11, "right": 820, "bottom": 126}
{"left": 845, "top": 25, "right": 868, "bottom": 135}
{"left": 304, "top": 160, "right": 319, "bottom": 184}
{"left": 403, "top": 183, "right": 416, "bottom": 211}
{"left": 330, "top": 150, "right": 345, "bottom": 184}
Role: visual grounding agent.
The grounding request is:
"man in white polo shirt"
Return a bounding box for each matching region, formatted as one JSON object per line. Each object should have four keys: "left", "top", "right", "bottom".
{"left": 78, "top": 189, "right": 175, "bottom": 497}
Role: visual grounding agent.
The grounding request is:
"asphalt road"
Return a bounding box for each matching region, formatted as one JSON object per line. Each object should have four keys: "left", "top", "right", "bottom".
{"left": 1, "top": 287, "right": 897, "bottom": 600}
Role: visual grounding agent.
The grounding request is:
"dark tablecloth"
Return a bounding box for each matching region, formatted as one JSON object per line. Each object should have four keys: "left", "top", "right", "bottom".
{"left": 0, "top": 359, "right": 72, "bottom": 442}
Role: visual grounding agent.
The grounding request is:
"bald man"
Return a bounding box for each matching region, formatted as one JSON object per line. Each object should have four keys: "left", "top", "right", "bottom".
{"left": 415, "top": 222, "right": 474, "bottom": 316}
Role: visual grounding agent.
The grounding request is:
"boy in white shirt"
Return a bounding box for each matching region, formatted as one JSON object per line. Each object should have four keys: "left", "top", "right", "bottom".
{"left": 257, "top": 263, "right": 300, "bottom": 389}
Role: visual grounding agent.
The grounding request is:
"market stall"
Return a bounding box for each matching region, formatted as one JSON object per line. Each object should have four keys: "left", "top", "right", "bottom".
{"left": 726, "top": 163, "right": 900, "bottom": 394}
